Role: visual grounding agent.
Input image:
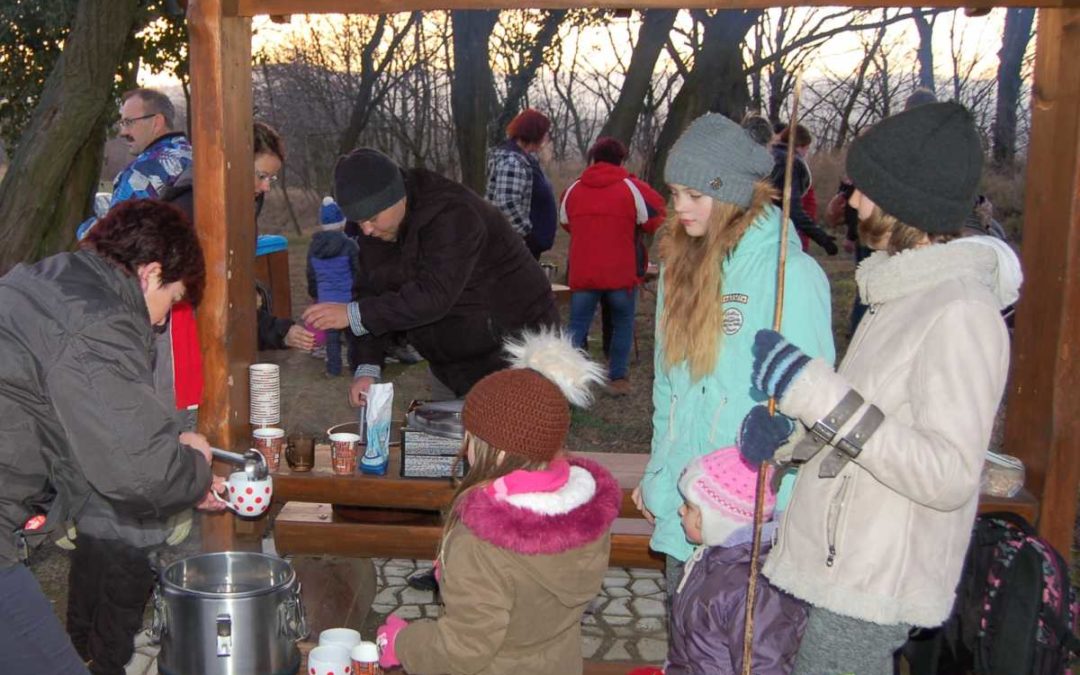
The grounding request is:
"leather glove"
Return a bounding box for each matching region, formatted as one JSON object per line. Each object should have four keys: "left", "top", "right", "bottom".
{"left": 165, "top": 509, "right": 193, "bottom": 547}
{"left": 738, "top": 404, "right": 795, "bottom": 466}
{"left": 377, "top": 614, "right": 408, "bottom": 669}
{"left": 54, "top": 522, "right": 78, "bottom": 551}
{"left": 751, "top": 329, "right": 812, "bottom": 400}
{"left": 809, "top": 227, "right": 839, "bottom": 255}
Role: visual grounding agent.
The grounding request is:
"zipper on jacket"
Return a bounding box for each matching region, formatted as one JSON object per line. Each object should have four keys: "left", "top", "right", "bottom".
{"left": 842, "top": 303, "right": 881, "bottom": 369}
{"left": 825, "top": 475, "right": 851, "bottom": 567}
{"left": 667, "top": 394, "right": 679, "bottom": 441}
{"left": 707, "top": 396, "right": 727, "bottom": 444}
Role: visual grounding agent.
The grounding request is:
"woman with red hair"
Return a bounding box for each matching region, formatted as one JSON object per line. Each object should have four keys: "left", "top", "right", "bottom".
{"left": 485, "top": 108, "right": 558, "bottom": 258}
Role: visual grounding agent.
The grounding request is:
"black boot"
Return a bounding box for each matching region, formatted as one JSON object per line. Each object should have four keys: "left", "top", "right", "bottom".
{"left": 406, "top": 568, "right": 439, "bottom": 593}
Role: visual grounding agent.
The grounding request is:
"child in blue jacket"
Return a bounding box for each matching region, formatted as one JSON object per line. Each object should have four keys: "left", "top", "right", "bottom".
{"left": 307, "top": 197, "right": 360, "bottom": 376}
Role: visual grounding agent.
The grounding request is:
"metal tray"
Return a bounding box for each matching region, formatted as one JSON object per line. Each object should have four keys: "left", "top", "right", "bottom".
{"left": 405, "top": 400, "right": 464, "bottom": 439}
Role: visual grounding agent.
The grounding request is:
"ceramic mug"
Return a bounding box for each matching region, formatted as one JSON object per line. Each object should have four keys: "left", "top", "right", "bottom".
{"left": 319, "top": 627, "right": 362, "bottom": 652}
{"left": 212, "top": 470, "right": 273, "bottom": 517}
{"left": 306, "top": 645, "right": 351, "bottom": 675}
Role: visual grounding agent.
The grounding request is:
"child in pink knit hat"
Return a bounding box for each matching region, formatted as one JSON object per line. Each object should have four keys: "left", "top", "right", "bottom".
{"left": 665, "top": 446, "right": 807, "bottom": 674}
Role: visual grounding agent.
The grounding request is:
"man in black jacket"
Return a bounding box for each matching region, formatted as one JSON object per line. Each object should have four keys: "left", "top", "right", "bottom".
{"left": 303, "top": 149, "right": 559, "bottom": 405}
{"left": 0, "top": 200, "right": 224, "bottom": 675}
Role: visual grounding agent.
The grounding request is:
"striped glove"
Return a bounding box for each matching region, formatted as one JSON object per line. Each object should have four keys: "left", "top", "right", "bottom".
{"left": 751, "top": 329, "right": 811, "bottom": 400}
{"left": 738, "top": 404, "right": 795, "bottom": 466}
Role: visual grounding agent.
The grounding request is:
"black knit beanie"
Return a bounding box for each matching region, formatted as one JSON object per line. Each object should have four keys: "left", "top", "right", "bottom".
{"left": 846, "top": 102, "right": 982, "bottom": 234}
{"left": 333, "top": 148, "right": 407, "bottom": 223}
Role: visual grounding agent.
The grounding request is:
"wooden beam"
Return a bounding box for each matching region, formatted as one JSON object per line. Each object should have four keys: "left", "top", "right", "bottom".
{"left": 188, "top": 0, "right": 256, "bottom": 552}
{"left": 230, "top": 0, "right": 1075, "bottom": 15}
{"left": 1003, "top": 7, "right": 1080, "bottom": 556}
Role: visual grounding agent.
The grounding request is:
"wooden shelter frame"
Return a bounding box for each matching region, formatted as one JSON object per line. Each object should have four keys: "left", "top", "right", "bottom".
{"left": 187, "top": 0, "right": 1080, "bottom": 558}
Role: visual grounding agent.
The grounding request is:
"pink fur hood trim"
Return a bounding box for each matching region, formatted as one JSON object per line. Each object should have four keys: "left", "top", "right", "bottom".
{"left": 459, "top": 457, "right": 621, "bottom": 555}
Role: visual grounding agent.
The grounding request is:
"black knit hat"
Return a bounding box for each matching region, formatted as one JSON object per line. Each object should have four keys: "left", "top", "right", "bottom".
{"left": 333, "top": 148, "right": 406, "bottom": 223}
{"left": 846, "top": 102, "right": 982, "bottom": 234}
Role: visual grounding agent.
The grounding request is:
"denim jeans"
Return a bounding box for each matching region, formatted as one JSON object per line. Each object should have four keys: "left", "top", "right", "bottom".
{"left": 569, "top": 288, "right": 636, "bottom": 380}
{"left": 325, "top": 328, "right": 342, "bottom": 376}
{"left": 0, "top": 564, "right": 89, "bottom": 674}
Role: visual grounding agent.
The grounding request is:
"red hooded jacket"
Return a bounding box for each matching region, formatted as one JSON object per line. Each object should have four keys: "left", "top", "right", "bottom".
{"left": 559, "top": 162, "right": 665, "bottom": 291}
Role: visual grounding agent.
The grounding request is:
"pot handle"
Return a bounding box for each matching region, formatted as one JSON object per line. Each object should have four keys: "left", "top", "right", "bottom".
{"left": 280, "top": 582, "right": 308, "bottom": 642}
{"left": 149, "top": 586, "right": 166, "bottom": 643}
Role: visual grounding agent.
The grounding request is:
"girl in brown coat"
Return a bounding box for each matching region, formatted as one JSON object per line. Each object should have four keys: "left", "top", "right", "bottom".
{"left": 376, "top": 331, "right": 619, "bottom": 675}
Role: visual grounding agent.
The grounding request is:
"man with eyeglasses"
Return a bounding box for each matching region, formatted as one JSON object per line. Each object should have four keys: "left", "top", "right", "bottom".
{"left": 76, "top": 89, "right": 192, "bottom": 240}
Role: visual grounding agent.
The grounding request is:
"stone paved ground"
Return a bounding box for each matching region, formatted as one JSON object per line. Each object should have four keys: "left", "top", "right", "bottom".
{"left": 363, "top": 558, "right": 668, "bottom": 663}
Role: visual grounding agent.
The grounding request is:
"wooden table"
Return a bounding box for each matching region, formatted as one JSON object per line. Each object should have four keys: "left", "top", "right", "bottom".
{"left": 272, "top": 441, "right": 1040, "bottom": 571}
{"left": 271, "top": 446, "right": 664, "bottom": 568}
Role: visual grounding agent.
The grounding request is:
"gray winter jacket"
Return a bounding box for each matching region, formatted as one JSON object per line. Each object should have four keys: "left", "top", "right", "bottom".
{"left": 0, "top": 250, "right": 212, "bottom": 567}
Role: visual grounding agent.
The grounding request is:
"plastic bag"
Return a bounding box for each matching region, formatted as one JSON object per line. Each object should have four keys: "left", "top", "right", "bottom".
{"left": 362, "top": 383, "right": 393, "bottom": 475}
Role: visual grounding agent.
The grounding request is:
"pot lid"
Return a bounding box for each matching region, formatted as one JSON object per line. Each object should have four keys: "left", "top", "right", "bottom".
{"left": 406, "top": 399, "right": 465, "bottom": 439}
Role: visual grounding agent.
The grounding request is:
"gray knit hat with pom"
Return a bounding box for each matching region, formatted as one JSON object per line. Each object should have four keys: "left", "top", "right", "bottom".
{"left": 664, "top": 113, "right": 774, "bottom": 208}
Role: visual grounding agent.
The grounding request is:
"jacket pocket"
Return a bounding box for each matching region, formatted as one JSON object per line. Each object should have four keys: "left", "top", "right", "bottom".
{"left": 825, "top": 475, "right": 851, "bottom": 567}
{"left": 409, "top": 313, "right": 501, "bottom": 364}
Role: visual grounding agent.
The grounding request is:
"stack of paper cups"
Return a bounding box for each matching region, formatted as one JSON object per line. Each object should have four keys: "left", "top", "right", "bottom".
{"left": 249, "top": 363, "right": 280, "bottom": 426}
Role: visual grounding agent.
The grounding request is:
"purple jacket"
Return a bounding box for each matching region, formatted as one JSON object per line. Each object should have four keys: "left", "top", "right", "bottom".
{"left": 667, "top": 540, "right": 807, "bottom": 675}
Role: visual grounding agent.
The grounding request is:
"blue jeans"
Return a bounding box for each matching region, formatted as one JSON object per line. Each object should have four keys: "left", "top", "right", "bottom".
{"left": 325, "top": 328, "right": 342, "bottom": 376}
{"left": 0, "top": 564, "right": 89, "bottom": 674}
{"left": 569, "top": 289, "right": 635, "bottom": 380}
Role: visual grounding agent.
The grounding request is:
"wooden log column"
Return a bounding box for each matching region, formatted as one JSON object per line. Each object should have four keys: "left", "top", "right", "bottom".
{"left": 188, "top": 0, "right": 256, "bottom": 552}
{"left": 1004, "top": 7, "right": 1080, "bottom": 556}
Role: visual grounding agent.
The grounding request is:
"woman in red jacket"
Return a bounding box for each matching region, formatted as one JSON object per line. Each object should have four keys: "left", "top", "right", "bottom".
{"left": 560, "top": 137, "right": 665, "bottom": 395}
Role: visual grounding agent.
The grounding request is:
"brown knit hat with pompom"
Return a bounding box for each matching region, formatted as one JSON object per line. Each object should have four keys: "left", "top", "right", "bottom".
{"left": 463, "top": 368, "right": 570, "bottom": 463}
{"left": 462, "top": 330, "right": 606, "bottom": 463}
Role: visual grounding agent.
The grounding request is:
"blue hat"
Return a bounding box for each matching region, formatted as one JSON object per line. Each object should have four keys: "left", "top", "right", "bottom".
{"left": 320, "top": 196, "right": 346, "bottom": 230}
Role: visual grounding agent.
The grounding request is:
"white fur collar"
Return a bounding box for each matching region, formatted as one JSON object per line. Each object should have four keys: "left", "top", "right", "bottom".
{"left": 505, "top": 465, "right": 596, "bottom": 516}
{"left": 855, "top": 240, "right": 999, "bottom": 306}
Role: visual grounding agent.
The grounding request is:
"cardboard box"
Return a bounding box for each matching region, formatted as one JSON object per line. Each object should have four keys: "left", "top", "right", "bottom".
{"left": 400, "top": 400, "right": 466, "bottom": 479}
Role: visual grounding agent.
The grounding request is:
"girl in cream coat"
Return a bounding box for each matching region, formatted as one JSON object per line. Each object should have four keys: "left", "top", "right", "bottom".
{"left": 740, "top": 102, "right": 1017, "bottom": 674}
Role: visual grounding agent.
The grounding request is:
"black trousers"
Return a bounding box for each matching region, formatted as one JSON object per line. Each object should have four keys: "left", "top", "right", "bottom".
{"left": 66, "top": 535, "right": 155, "bottom": 675}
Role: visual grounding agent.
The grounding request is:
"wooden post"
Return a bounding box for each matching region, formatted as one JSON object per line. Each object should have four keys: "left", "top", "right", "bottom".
{"left": 1003, "top": 7, "right": 1080, "bottom": 556}
{"left": 187, "top": 0, "right": 256, "bottom": 552}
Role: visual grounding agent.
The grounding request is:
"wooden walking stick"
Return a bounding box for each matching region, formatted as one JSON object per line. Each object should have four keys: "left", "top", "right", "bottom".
{"left": 741, "top": 73, "right": 804, "bottom": 675}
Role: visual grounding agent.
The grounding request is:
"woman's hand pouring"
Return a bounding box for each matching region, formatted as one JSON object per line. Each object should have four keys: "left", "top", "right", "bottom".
{"left": 195, "top": 475, "right": 228, "bottom": 512}
{"left": 180, "top": 431, "right": 212, "bottom": 465}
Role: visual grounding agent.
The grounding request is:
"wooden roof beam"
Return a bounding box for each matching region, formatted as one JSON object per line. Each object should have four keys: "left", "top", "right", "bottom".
{"left": 229, "top": 0, "right": 1074, "bottom": 16}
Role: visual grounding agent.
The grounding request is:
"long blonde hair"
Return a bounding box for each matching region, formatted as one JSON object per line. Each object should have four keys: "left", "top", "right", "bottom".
{"left": 441, "top": 432, "right": 548, "bottom": 539}
{"left": 658, "top": 180, "right": 776, "bottom": 380}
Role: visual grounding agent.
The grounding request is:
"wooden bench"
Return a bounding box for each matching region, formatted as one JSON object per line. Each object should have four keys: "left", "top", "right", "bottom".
{"left": 275, "top": 502, "right": 664, "bottom": 569}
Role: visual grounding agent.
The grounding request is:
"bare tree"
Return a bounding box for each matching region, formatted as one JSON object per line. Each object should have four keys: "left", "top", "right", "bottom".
{"left": 992, "top": 8, "right": 1035, "bottom": 167}
{"left": 599, "top": 9, "right": 678, "bottom": 146}
{"left": 644, "top": 9, "right": 762, "bottom": 188}
{"left": 451, "top": 10, "right": 500, "bottom": 191}
{"left": 911, "top": 8, "right": 937, "bottom": 92}
{"left": 0, "top": 0, "right": 141, "bottom": 272}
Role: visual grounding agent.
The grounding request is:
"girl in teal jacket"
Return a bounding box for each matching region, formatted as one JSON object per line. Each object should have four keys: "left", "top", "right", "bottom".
{"left": 634, "top": 113, "right": 835, "bottom": 575}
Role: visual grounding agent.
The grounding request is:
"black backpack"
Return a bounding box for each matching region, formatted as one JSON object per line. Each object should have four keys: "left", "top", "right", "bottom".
{"left": 905, "top": 512, "right": 1080, "bottom": 674}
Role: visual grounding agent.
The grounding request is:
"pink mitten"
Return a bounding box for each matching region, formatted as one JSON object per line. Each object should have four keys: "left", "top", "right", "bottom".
{"left": 377, "top": 614, "right": 408, "bottom": 669}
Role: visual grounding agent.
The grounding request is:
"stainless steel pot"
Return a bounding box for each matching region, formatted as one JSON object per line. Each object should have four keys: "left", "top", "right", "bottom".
{"left": 152, "top": 552, "right": 307, "bottom": 675}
